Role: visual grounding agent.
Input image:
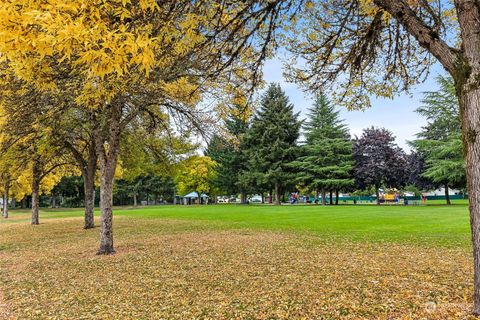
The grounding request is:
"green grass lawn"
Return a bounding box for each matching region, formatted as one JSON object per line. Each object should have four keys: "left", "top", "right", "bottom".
{"left": 2, "top": 201, "right": 471, "bottom": 247}
{"left": 0, "top": 201, "right": 476, "bottom": 319}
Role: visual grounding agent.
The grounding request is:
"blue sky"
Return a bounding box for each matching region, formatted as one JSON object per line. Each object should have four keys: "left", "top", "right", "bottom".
{"left": 262, "top": 58, "right": 449, "bottom": 151}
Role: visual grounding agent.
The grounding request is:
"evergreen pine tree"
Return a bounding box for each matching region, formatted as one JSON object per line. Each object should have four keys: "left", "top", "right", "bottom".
{"left": 411, "top": 134, "right": 465, "bottom": 205}
{"left": 411, "top": 75, "right": 466, "bottom": 204}
{"left": 416, "top": 75, "right": 460, "bottom": 140}
{"left": 293, "top": 93, "right": 354, "bottom": 204}
{"left": 241, "top": 83, "right": 301, "bottom": 205}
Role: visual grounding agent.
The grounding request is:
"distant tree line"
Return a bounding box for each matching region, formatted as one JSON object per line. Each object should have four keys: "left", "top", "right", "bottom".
{"left": 207, "top": 80, "right": 465, "bottom": 205}
{"left": 4, "top": 78, "right": 465, "bottom": 209}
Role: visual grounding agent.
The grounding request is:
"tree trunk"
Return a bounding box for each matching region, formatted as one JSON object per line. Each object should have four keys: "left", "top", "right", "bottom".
{"left": 240, "top": 191, "right": 247, "bottom": 204}
{"left": 51, "top": 194, "right": 56, "bottom": 208}
{"left": 321, "top": 189, "right": 326, "bottom": 205}
{"left": 11, "top": 197, "right": 15, "bottom": 210}
{"left": 315, "top": 189, "right": 319, "bottom": 204}
{"left": 31, "top": 159, "right": 41, "bottom": 225}
{"left": 133, "top": 193, "right": 138, "bottom": 207}
{"left": 84, "top": 138, "right": 97, "bottom": 229}
{"left": 458, "top": 77, "right": 480, "bottom": 314}
{"left": 274, "top": 183, "right": 281, "bottom": 205}
{"left": 375, "top": 3, "right": 480, "bottom": 312}
{"left": 329, "top": 190, "right": 333, "bottom": 205}
{"left": 335, "top": 189, "right": 339, "bottom": 205}
{"left": 444, "top": 184, "right": 451, "bottom": 205}
{"left": 65, "top": 130, "right": 97, "bottom": 229}
{"left": 83, "top": 183, "right": 95, "bottom": 229}
{"left": 94, "top": 102, "right": 122, "bottom": 255}
{"left": 3, "top": 182, "right": 9, "bottom": 218}
{"left": 83, "top": 164, "right": 96, "bottom": 229}
{"left": 269, "top": 189, "right": 273, "bottom": 204}
{"left": 97, "top": 166, "right": 116, "bottom": 254}
{"left": 375, "top": 187, "right": 380, "bottom": 205}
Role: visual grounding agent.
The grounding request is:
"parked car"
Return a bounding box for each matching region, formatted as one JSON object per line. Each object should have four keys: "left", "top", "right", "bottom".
{"left": 249, "top": 195, "right": 262, "bottom": 203}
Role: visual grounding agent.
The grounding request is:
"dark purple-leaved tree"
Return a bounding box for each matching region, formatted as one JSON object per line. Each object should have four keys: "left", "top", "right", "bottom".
{"left": 353, "top": 127, "right": 408, "bottom": 203}
{"left": 406, "top": 152, "right": 436, "bottom": 192}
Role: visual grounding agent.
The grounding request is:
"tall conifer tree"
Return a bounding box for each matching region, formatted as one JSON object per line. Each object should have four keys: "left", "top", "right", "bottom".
{"left": 293, "top": 93, "right": 354, "bottom": 204}
{"left": 241, "top": 83, "right": 301, "bottom": 205}
{"left": 411, "top": 76, "right": 466, "bottom": 204}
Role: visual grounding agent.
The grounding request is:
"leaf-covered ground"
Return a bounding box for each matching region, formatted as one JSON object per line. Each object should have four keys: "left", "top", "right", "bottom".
{"left": 0, "top": 205, "right": 478, "bottom": 319}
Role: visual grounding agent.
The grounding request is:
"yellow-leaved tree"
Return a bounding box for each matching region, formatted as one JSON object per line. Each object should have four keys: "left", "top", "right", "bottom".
{"left": 174, "top": 155, "right": 217, "bottom": 204}
{"left": 0, "top": 81, "right": 75, "bottom": 224}
{"left": 0, "top": 0, "right": 295, "bottom": 254}
{"left": 118, "top": 117, "right": 196, "bottom": 206}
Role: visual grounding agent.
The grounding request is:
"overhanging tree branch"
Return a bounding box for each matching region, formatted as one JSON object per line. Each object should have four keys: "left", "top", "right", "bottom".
{"left": 373, "top": 0, "right": 460, "bottom": 74}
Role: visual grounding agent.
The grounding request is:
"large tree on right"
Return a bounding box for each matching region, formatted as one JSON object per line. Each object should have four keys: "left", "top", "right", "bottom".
{"left": 288, "top": 1, "right": 480, "bottom": 313}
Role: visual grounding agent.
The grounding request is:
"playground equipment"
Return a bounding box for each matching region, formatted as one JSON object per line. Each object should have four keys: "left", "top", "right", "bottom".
{"left": 379, "top": 189, "right": 400, "bottom": 204}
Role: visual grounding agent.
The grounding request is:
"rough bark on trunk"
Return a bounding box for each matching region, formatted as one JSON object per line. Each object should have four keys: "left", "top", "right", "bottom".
{"left": 459, "top": 79, "right": 480, "bottom": 314}
{"left": 321, "top": 190, "right": 326, "bottom": 205}
{"left": 444, "top": 184, "right": 451, "bottom": 205}
{"left": 66, "top": 134, "right": 97, "bottom": 229}
{"left": 274, "top": 183, "right": 281, "bottom": 205}
{"left": 368, "top": 1, "right": 480, "bottom": 312}
{"left": 84, "top": 140, "right": 97, "bottom": 229}
{"left": 31, "top": 159, "right": 41, "bottom": 225}
{"left": 83, "top": 168, "right": 95, "bottom": 229}
{"left": 453, "top": 6, "right": 480, "bottom": 312}
{"left": 95, "top": 102, "right": 122, "bottom": 255}
{"left": 335, "top": 189, "right": 339, "bottom": 205}
{"left": 3, "top": 182, "right": 9, "bottom": 218}
{"left": 98, "top": 168, "right": 116, "bottom": 254}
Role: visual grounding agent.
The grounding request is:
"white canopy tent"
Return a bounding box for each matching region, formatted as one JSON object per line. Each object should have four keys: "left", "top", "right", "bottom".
{"left": 182, "top": 192, "right": 209, "bottom": 205}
